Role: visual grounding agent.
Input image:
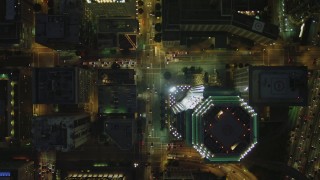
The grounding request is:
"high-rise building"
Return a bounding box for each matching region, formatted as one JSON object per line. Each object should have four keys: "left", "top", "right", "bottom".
{"left": 187, "top": 95, "right": 258, "bottom": 162}
{"left": 32, "top": 113, "right": 90, "bottom": 152}
{"left": 162, "top": 0, "right": 279, "bottom": 48}
{"left": 234, "top": 66, "right": 308, "bottom": 106}
{"left": 32, "top": 67, "right": 91, "bottom": 104}
{"left": 169, "top": 85, "right": 258, "bottom": 162}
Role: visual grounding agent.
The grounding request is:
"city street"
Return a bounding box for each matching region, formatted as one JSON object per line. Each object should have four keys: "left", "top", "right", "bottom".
{"left": 3, "top": 0, "right": 320, "bottom": 179}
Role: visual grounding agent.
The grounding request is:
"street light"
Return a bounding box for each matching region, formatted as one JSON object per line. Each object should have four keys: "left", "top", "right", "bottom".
{"left": 133, "top": 163, "right": 139, "bottom": 168}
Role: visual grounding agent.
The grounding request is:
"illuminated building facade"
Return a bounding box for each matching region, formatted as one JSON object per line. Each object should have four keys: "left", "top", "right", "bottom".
{"left": 57, "top": 161, "right": 133, "bottom": 179}
{"left": 169, "top": 85, "right": 204, "bottom": 114}
{"left": 85, "top": 0, "right": 135, "bottom": 18}
{"left": 66, "top": 172, "right": 125, "bottom": 179}
{"left": 169, "top": 85, "right": 258, "bottom": 162}
{"left": 0, "top": 70, "right": 19, "bottom": 143}
{"left": 189, "top": 96, "right": 258, "bottom": 162}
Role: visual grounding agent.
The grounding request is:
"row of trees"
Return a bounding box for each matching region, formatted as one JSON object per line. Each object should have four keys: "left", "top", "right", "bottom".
{"left": 163, "top": 66, "right": 204, "bottom": 81}
{"left": 182, "top": 66, "right": 203, "bottom": 78}
{"left": 225, "top": 63, "right": 250, "bottom": 69}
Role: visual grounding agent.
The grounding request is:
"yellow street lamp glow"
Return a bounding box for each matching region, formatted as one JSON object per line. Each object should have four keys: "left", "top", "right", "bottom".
{"left": 11, "top": 100, "right": 14, "bottom": 105}
{"left": 11, "top": 130, "right": 14, "bottom": 135}
{"left": 11, "top": 121, "right": 14, "bottom": 126}
{"left": 11, "top": 111, "right": 14, "bottom": 115}
{"left": 11, "top": 91, "right": 14, "bottom": 96}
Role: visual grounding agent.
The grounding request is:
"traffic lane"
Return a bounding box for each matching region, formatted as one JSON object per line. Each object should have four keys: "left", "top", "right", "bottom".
{"left": 151, "top": 87, "right": 169, "bottom": 142}
{"left": 227, "top": 164, "right": 257, "bottom": 180}
{"left": 166, "top": 56, "right": 262, "bottom": 68}
{"left": 177, "top": 160, "right": 228, "bottom": 178}
{"left": 168, "top": 147, "right": 200, "bottom": 156}
{"left": 19, "top": 69, "right": 33, "bottom": 115}
{"left": 170, "top": 54, "right": 262, "bottom": 65}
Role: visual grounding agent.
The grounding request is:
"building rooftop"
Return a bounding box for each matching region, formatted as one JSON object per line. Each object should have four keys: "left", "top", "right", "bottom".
{"left": 32, "top": 113, "right": 90, "bottom": 152}
{"left": 118, "top": 34, "right": 137, "bottom": 50}
{"left": 0, "top": 23, "right": 20, "bottom": 44}
{"left": 86, "top": 1, "right": 136, "bottom": 18}
{"left": 35, "top": 13, "right": 82, "bottom": 49}
{"left": 103, "top": 117, "right": 134, "bottom": 150}
{"left": 32, "top": 67, "right": 90, "bottom": 104}
{"left": 98, "top": 84, "right": 137, "bottom": 114}
{"left": 162, "top": 0, "right": 278, "bottom": 45}
{"left": 249, "top": 66, "right": 308, "bottom": 106}
{"left": 203, "top": 107, "right": 250, "bottom": 153}
{"left": 169, "top": 86, "right": 258, "bottom": 162}
{"left": 190, "top": 96, "right": 258, "bottom": 162}
{"left": 98, "top": 18, "right": 138, "bottom": 33}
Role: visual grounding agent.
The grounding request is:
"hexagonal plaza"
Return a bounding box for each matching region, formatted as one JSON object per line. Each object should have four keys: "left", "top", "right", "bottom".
{"left": 191, "top": 96, "right": 258, "bottom": 162}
